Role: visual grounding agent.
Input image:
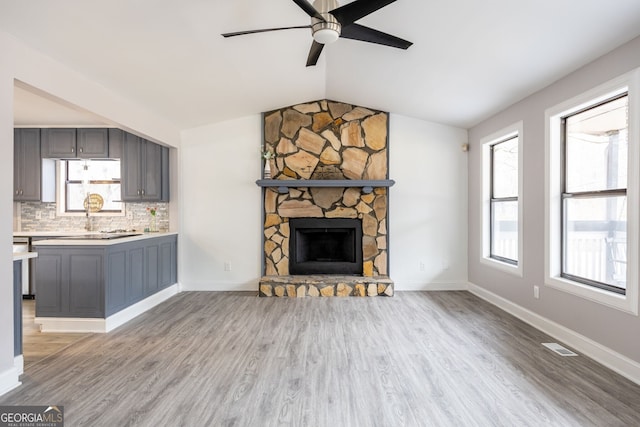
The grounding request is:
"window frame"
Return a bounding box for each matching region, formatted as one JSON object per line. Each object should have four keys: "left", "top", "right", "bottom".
{"left": 56, "top": 160, "right": 125, "bottom": 217}
{"left": 545, "top": 69, "right": 640, "bottom": 314}
{"left": 481, "top": 121, "right": 524, "bottom": 276}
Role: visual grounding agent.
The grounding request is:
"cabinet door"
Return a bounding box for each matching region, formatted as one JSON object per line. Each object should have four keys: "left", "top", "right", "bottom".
{"left": 14, "top": 129, "right": 42, "bottom": 201}
{"left": 121, "top": 132, "right": 142, "bottom": 201}
{"left": 106, "top": 249, "right": 127, "bottom": 315}
{"left": 13, "top": 261, "right": 22, "bottom": 357}
{"left": 159, "top": 238, "right": 177, "bottom": 288}
{"left": 34, "top": 253, "right": 64, "bottom": 317}
{"left": 42, "top": 128, "right": 77, "bottom": 158}
{"left": 108, "top": 128, "right": 124, "bottom": 159}
{"left": 68, "top": 252, "right": 104, "bottom": 317}
{"left": 128, "top": 247, "right": 145, "bottom": 303}
{"left": 145, "top": 244, "right": 159, "bottom": 296}
{"left": 141, "top": 140, "right": 162, "bottom": 200}
{"left": 161, "top": 146, "right": 170, "bottom": 202}
{"left": 77, "top": 128, "right": 109, "bottom": 158}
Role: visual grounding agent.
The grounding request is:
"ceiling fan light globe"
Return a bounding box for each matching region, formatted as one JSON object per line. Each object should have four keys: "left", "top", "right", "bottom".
{"left": 313, "top": 28, "right": 340, "bottom": 44}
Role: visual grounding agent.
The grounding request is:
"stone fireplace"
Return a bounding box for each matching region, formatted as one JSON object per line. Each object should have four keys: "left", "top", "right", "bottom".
{"left": 257, "top": 100, "right": 394, "bottom": 297}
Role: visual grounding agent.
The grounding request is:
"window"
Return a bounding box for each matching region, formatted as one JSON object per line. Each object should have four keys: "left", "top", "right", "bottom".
{"left": 546, "top": 69, "right": 639, "bottom": 314}
{"left": 481, "top": 122, "right": 523, "bottom": 275}
{"left": 562, "top": 95, "right": 628, "bottom": 294}
{"left": 61, "top": 160, "right": 122, "bottom": 213}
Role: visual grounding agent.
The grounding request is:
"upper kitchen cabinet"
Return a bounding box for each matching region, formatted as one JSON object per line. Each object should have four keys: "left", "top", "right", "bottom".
{"left": 14, "top": 128, "right": 42, "bottom": 201}
{"left": 121, "top": 133, "right": 169, "bottom": 202}
{"left": 108, "top": 128, "right": 124, "bottom": 159}
{"left": 77, "top": 128, "right": 109, "bottom": 158}
{"left": 42, "top": 128, "right": 109, "bottom": 158}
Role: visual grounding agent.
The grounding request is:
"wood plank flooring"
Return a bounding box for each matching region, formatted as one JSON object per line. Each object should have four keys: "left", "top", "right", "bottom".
{"left": 22, "top": 300, "right": 91, "bottom": 368}
{"left": 3, "top": 291, "right": 640, "bottom": 426}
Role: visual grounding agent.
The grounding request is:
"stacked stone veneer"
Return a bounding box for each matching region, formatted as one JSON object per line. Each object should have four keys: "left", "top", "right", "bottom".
{"left": 260, "top": 99, "right": 393, "bottom": 297}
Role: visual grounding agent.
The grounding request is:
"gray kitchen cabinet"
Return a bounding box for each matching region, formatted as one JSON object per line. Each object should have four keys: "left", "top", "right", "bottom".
{"left": 127, "top": 246, "right": 145, "bottom": 305}
{"left": 160, "top": 238, "right": 177, "bottom": 287}
{"left": 42, "top": 128, "right": 109, "bottom": 158}
{"left": 13, "top": 261, "right": 22, "bottom": 357}
{"left": 34, "top": 234, "right": 178, "bottom": 319}
{"left": 122, "top": 132, "right": 169, "bottom": 202}
{"left": 35, "top": 249, "right": 104, "bottom": 317}
{"left": 13, "top": 128, "right": 42, "bottom": 201}
{"left": 145, "top": 244, "right": 159, "bottom": 295}
{"left": 77, "top": 128, "right": 109, "bottom": 158}
{"left": 41, "top": 128, "right": 77, "bottom": 158}
{"left": 108, "top": 128, "right": 124, "bottom": 159}
{"left": 106, "top": 249, "right": 127, "bottom": 314}
{"left": 68, "top": 251, "right": 104, "bottom": 316}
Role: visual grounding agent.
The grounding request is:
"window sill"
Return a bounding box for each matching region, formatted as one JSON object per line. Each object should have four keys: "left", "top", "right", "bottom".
{"left": 545, "top": 275, "right": 637, "bottom": 315}
{"left": 480, "top": 256, "right": 523, "bottom": 277}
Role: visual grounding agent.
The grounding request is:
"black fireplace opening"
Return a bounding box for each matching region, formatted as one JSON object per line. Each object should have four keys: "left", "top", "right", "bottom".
{"left": 289, "top": 218, "right": 363, "bottom": 275}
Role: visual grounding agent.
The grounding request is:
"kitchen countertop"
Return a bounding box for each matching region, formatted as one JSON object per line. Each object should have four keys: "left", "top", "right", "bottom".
{"left": 31, "top": 231, "right": 178, "bottom": 246}
{"left": 13, "top": 251, "right": 38, "bottom": 261}
{"left": 14, "top": 231, "right": 140, "bottom": 237}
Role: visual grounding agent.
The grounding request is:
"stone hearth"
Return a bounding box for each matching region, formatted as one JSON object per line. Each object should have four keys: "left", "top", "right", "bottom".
{"left": 258, "top": 99, "right": 393, "bottom": 296}
{"left": 259, "top": 275, "right": 394, "bottom": 297}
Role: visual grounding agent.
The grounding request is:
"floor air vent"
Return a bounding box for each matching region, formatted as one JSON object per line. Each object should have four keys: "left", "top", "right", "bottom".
{"left": 542, "top": 342, "right": 578, "bottom": 357}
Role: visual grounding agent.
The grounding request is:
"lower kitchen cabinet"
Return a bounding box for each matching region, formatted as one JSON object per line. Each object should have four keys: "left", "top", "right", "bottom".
{"left": 35, "top": 234, "right": 177, "bottom": 319}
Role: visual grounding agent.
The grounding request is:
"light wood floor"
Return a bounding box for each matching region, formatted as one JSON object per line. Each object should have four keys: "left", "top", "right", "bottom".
{"left": 22, "top": 300, "right": 91, "bottom": 368}
{"left": 4, "top": 292, "right": 640, "bottom": 426}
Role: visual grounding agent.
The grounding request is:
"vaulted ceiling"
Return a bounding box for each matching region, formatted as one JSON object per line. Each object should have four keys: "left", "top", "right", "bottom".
{"left": 3, "top": 0, "right": 640, "bottom": 130}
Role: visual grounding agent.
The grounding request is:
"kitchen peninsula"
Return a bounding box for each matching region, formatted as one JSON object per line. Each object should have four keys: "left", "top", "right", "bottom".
{"left": 32, "top": 232, "right": 177, "bottom": 333}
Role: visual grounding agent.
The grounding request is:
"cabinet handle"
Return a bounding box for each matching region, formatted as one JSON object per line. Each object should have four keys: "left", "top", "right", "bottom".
{"left": 71, "top": 147, "right": 75, "bottom": 153}
{"left": 141, "top": 189, "right": 145, "bottom": 196}
{"left": 79, "top": 147, "right": 83, "bottom": 153}
{"left": 137, "top": 190, "right": 141, "bottom": 196}
{"left": 15, "top": 190, "right": 19, "bottom": 195}
{"left": 20, "top": 190, "right": 23, "bottom": 195}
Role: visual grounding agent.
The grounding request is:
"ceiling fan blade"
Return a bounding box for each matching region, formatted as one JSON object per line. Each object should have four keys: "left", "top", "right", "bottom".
{"left": 222, "top": 25, "right": 311, "bottom": 38}
{"left": 306, "top": 41, "right": 325, "bottom": 67}
{"left": 292, "top": 0, "right": 326, "bottom": 22}
{"left": 340, "top": 23, "right": 412, "bottom": 49}
{"left": 330, "top": 0, "right": 397, "bottom": 25}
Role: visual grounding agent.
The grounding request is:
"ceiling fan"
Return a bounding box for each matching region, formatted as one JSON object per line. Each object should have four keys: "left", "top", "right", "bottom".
{"left": 222, "top": 0, "right": 413, "bottom": 66}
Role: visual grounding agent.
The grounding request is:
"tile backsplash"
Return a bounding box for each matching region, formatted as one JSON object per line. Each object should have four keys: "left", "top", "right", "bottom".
{"left": 16, "top": 202, "right": 169, "bottom": 233}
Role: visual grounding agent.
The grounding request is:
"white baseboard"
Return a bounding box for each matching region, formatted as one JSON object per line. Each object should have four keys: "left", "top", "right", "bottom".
{"left": 0, "top": 366, "right": 21, "bottom": 397}
{"left": 36, "top": 284, "right": 180, "bottom": 333}
{"left": 105, "top": 284, "right": 179, "bottom": 332}
{"left": 180, "top": 281, "right": 257, "bottom": 292}
{"left": 395, "top": 281, "right": 469, "bottom": 291}
{"left": 468, "top": 282, "right": 640, "bottom": 386}
{"left": 14, "top": 355, "right": 24, "bottom": 376}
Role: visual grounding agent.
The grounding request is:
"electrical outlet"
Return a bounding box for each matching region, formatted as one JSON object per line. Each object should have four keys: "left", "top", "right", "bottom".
{"left": 419, "top": 262, "right": 425, "bottom": 271}
{"left": 35, "top": 211, "right": 42, "bottom": 220}
{"left": 224, "top": 261, "right": 231, "bottom": 271}
{"left": 534, "top": 285, "right": 540, "bottom": 299}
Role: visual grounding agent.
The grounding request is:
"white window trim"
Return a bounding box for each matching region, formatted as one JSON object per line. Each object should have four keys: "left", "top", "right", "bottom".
{"left": 481, "top": 121, "right": 524, "bottom": 277}
{"left": 545, "top": 69, "right": 640, "bottom": 315}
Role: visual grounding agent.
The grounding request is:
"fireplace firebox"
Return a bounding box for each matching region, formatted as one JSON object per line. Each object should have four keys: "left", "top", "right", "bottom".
{"left": 289, "top": 218, "right": 363, "bottom": 275}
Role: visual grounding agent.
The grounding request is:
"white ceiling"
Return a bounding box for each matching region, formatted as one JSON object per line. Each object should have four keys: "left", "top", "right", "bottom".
{"left": 3, "top": 0, "right": 640, "bottom": 130}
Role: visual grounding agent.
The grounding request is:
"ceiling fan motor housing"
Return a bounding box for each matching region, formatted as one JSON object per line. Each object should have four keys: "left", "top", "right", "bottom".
{"left": 311, "top": 0, "right": 341, "bottom": 44}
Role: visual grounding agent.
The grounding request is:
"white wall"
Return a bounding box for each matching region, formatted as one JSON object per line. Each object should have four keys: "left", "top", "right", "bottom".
{"left": 179, "top": 112, "right": 469, "bottom": 291}
{"left": 0, "top": 30, "right": 181, "bottom": 395}
{"left": 180, "top": 116, "right": 263, "bottom": 291}
{"left": 389, "top": 114, "right": 468, "bottom": 289}
{"left": 468, "top": 36, "right": 640, "bottom": 367}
